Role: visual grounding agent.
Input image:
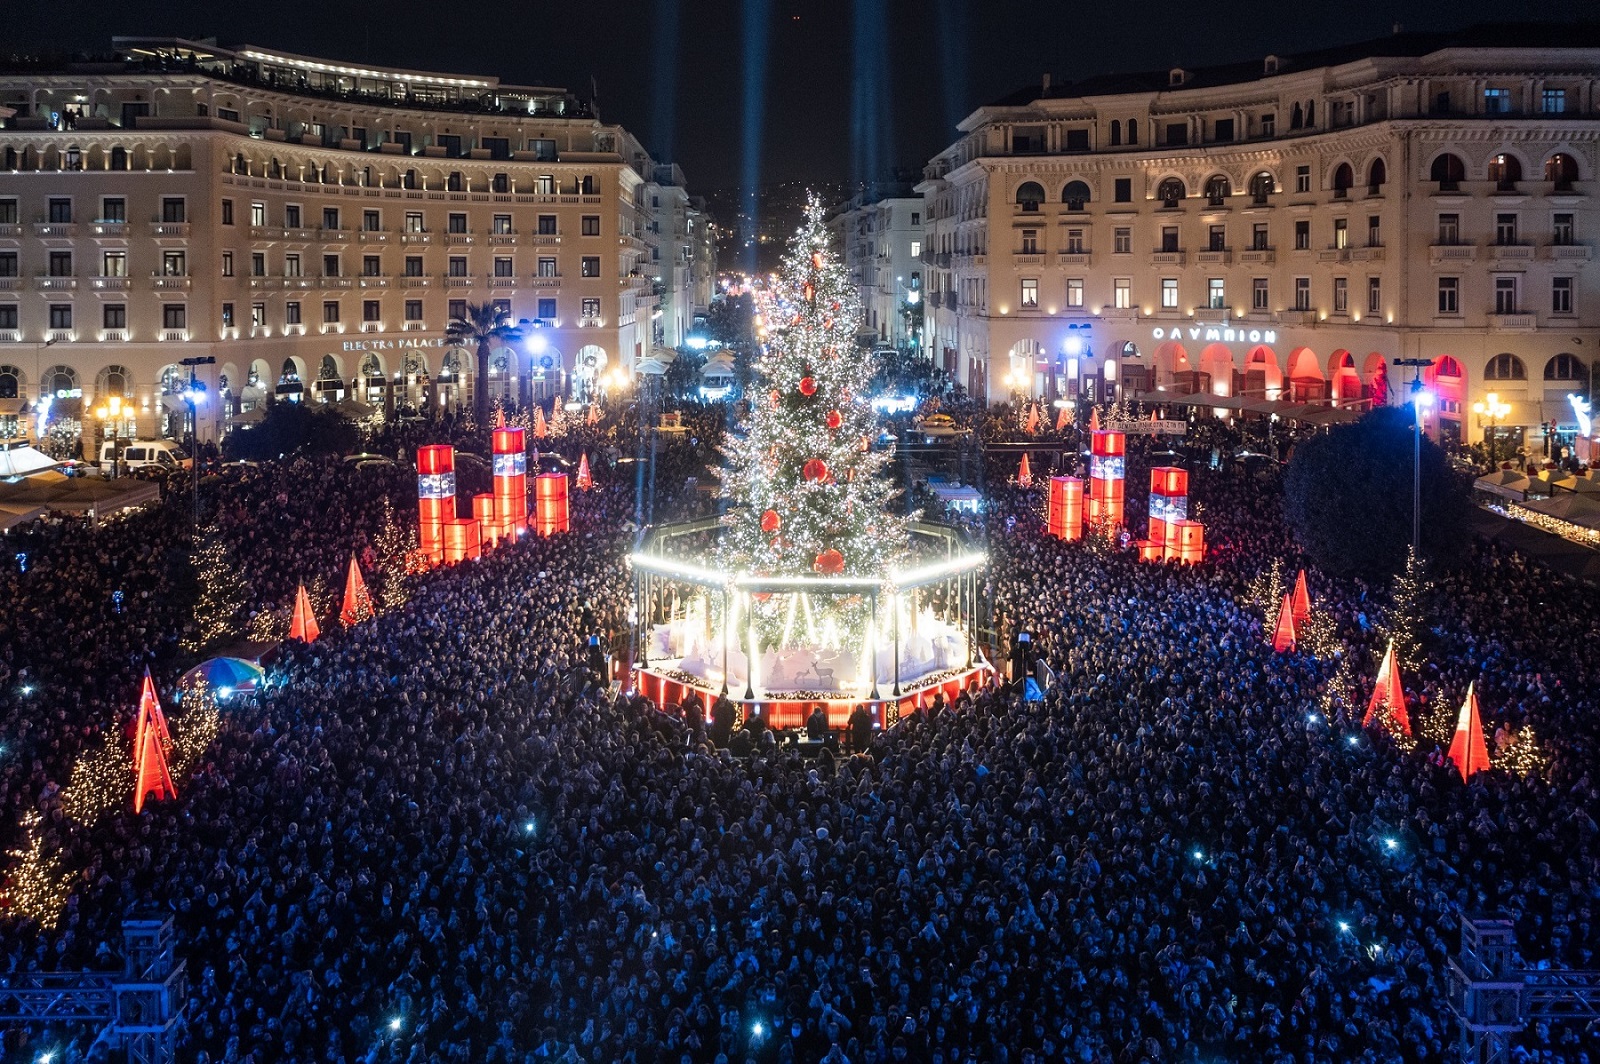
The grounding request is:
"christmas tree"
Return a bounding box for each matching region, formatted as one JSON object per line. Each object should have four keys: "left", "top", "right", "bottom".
{"left": 1380, "top": 546, "right": 1429, "bottom": 672}
{"left": 184, "top": 522, "right": 248, "bottom": 654}
{"left": 717, "top": 196, "right": 913, "bottom": 622}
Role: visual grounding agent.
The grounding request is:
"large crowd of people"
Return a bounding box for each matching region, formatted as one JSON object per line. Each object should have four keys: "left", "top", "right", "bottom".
{"left": 0, "top": 398, "right": 1597, "bottom": 1064}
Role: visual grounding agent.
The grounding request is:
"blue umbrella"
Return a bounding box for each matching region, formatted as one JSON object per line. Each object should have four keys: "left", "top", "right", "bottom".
{"left": 180, "top": 657, "right": 265, "bottom": 697}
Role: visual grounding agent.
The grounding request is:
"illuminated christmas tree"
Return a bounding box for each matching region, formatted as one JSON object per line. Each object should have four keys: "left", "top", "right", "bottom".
{"left": 717, "top": 196, "right": 913, "bottom": 615}
{"left": 1380, "top": 546, "right": 1429, "bottom": 672}
{"left": 184, "top": 523, "right": 248, "bottom": 654}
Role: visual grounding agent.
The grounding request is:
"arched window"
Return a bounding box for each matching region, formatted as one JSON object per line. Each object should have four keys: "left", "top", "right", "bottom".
{"left": 41, "top": 364, "right": 78, "bottom": 397}
{"left": 404, "top": 168, "right": 418, "bottom": 190}
{"left": 269, "top": 157, "right": 282, "bottom": 179}
{"left": 1545, "top": 153, "right": 1579, "bottom": 191}
{"left": 1430, "top": 153, "right": 1466, "bottom": 191}
{"left": 1488, "top": 153, "right": 1522, "bottom": 191}
{"left": 1544, "top": 353, "right": 1585, "bottom": 381}
{"left": 0, "top": 366, "right": 21, "bottom": 399}
{"left": 1304, "top": 100, "right": 1315, "bottom": 126}
{"left": 1434, "top": 356, "right": 1463, "bottom": 379}
{"left": 65, "top": 146, "right": 82, "bottom": 171}
{"left": 1109, "top": 120, "right": 1121, "bottom": 146}
{"left": 447, "top": 170, "right": 464, "bottom": 191}
{"left": 1484, "top": 353, "right": 1526, "bottom": 381}
{"left": 159, "top": 365, "right": 186, "bottom": 394}
{"left": 318, "top": 356, "right": 340, "bottom": 382}
{"left": 234, "top": 153, "right": 247, "bottom": 175}
{"left": 1121, "top": 341, "right": 1139, "bottom": 358}
{"left": 1248, "top": 171, "right": 1275, "bottom": 204}
{"left": 581, "top": 174, "right": 597, "bottom": 194}
{"left": 97, "top": 364, "right": 133, "bottom": 397}
{"left": 1014, "top": 181, "right": 1045, "bottom": 211}
{"left": 360, "top": 353, "right": 382, "bottom": 378}
{"left": 1367, "top": 158, "right": 1386, "bottom": 194}
{"left": 1126, "top": 119, "right": 1137, "bottom": 144}
{"left": 1156, "top": 177, "right": 1186, "bottom": 207}
{"left": 279, "top": 359, "right": 301, "bottom": 384}
{"left": 1290, "top": 102, "right": 1303, "bottom": 129}
{"left": 1203, "top": 174, "right": 1231, "bottom": 206}
{"left": 1061, "top": 180, "right": 1091, "bottom": 210}
{"left": 110, "top": 146, "right": 128, "bottom": 171}
{"left": 1331, "top": 163, "right": 1353, "bottom": 198}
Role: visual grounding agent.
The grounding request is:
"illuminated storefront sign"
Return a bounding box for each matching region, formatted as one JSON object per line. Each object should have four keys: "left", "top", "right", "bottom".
{"left": 1151, "top": 324, "right": 1277, "bottom": 345}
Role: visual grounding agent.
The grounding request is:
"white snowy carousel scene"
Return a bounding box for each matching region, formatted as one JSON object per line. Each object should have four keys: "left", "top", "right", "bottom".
{"left": 630, "top": 198, "right": 991, "bottom": 727}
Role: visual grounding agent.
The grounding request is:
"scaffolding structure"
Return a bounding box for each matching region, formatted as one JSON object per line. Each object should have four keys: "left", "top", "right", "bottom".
{"left": 1448, "top": 917, "right": 1600, "bottom": 1064}
{"left": 0, "top": 918, "right": 184, "bottom": 1064}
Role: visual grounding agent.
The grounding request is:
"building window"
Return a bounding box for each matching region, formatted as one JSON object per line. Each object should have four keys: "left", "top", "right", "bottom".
{"left": 1488, "top": 154, "right": 1522, "bottom": 191}
{"left": 911, "top": 212, "right": 920, "bottom": 226}
{"left": 322, "top": 254, "right": 340, "bottom": 277}
{"left": 221, "top": 199, "right": 234, "bottom": 225}
{"left": 1495, "top": 214, "right": 1518, "bottom": 246}
{"left": 448, "top": 257, "right": 468, "bottom": 277}
{"left": 1160, "top": 226, "right": 1179, "bottom": 253}
{"left": 494, "top": 257, "right": 514, "bottom": 277}
{"left": 448, "top": 213, "right": 468, "bottom": 234}
{"left": 538, "top": 215, "right": 558, "bottom": 235}
{"left": 405, "top": 300, "right": 423, "bottom": 321}
{"left": 251, "top": 202, "right": 266, "bottom": 227}
{"left": 1161, "top": 278, "right": 1179, "bottom": 308}
{"left": 1294, "top": 277, "right": 1311, "bottom": 311}
{"left": 1542, "top": 88, "right": 1566, "bottom": 114}
{"left": 1213, "top": 117, "right": 1234, "bottom": 142}
{"left": 155, "top": 197, "right": 186, "bottom": 224}
{"left": 1546, "top": 353, "right": 1583, "bottom": 380}
{"left": 405, "top": 256, "right": 423, "bottom": 277}
{"left": 1333, "top": 218, "right": 1348, "bottom": 250}
{"left": 1156, "top": 178, "right": 1185, "bottom": 207}
{"left": 1207, "top": 225, "right": 1225, "bottom": 252}
{"left": 534, "top": 298, "right": 556, "bottom": 320}
{"left": 1019, "top": 279, "right": 1039, "bottom": 308}
{"left": 364, "top": 210, "right": 381, "bottom": 232}
{"left": 492, "top": 214, "right": 513, "bottom": 235}
{"left": 1494, "top": 276, "right": 1518, "bottom": 315}
{"left": 0, "top": 200, "right": 15, "bottom": 225}
{"left": 405, "top": 212, "right": 425, "bottom": 233}
{"left": 1019, "top": 229, "right": 1039, "bottom": 254}
{"left": 1437, "top": 277, "right": 1459, "bottom": 315}
{"left": 48, "top": 198, "right": 73, "bottom": 223}
{"left": 1332, "top": 277, "right": 1348, "bottom": 313}
{"left": 1252, "top": 277, "right": 1269, "bottom": 311}
{"left": 1294, "top": 166, "right": 1310, "bottom": 194}
{"left": 103, "top": 303, "right": 126, "bottom": 329}
{"left": 1367, "top": 216, "right": 1381, "bottom": 247}
{"left": 323, "top": 301, "right": 340, "bottom": 324}
{"left": 581, "top": 215, "right": 601, "bottom": 237}
{"left": 286, "top": 301, "right": 302, "bottom": 325}
{"left": 221, "top": 302, "right": 235, "bottom": 328}
{"left": 285, "top": 205, "right": 301, "bottom": 228}
{"left": 1164, "top": 123, "right": 1188, "bottom": 147}
{"left": 1485, "top": 353, "right": 1526, "bottom": 380}
{"left": 1294, "top": 220, "right": 1310, "bottom": 250}
{"left": 1552, "top": 276, "right": 1574, "bottom": 315}
{"left": 0, "top": 306, "right": 16, "bottom": 330}
{"left": 580, "top": 256, "right": 600, "bottom": 277}
{"left": 1260, "top": 112, "right": 1275, "bottom": 137}
{"left": 161, "top": 250, "right": 186, "bottom": 277}
{"left": 1067, "top": 278, "right": 1084, "bottom": 306}
{"left": 0, "top": 252, "right": 13, "bottom": 277}
{"left": 581, "top": 297, "right": 601, "bottom": 317}
{"left": 1436, "top": 213, "right": 1460, "bottom": 246}
{"left": 363, "top": 300, "right": 381, "bottom": 322}
{"left": 251, "top": 303, "right": 265, "bottom": 327}
{"left": 49, "top": 251, "right": 73, "bottom": 277}
{"left": 1065, "top": 228, "right": 1085, "bottom": 254}
{"left": 252, "top": 253, "right": 266, "bottom": 277}
{"left": 162, "top": 304, "right": 186, "bottom": 329}
{"left": 1113, "top": 178, "right": 1132, "bottom": 203}
{"left": 1368, "top": 276, "right": 1382, "bottom": 315}
{"left": 448, "top": 299, "right": 467, "bottom": 320}
{"left": 1113, "top": 228, "right": 1131, "bottom": 254}
{"left": 1112, "top": 278, "right": 1131, "bottom": 309}
{"left": 1553, "top": 213, "right": 1575, "bottom": 246}
{"left": 1251, "top": 223, "right": 1269, "bottom": 250}
{"left": 1207, "top": 278, "right": 1225, "bottom": 310}
{"left": 363, "top": 255, "right": 382, "bottom": 277}
{"left": 1483, "top": 87, "right": 1511, "bottom": 114}
{"left": 538, "top": 258, "right": 558, "bottom": 277}
{"left": 221, "top": 251, "right": 234, "bottom": 277}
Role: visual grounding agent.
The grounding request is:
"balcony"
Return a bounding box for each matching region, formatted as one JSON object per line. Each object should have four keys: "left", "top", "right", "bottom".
{"left": 358, "top": 276, "right": 392, "bottom": 288}
{"left": 1545, "top": 244, "right": 1592, "bottom": 261}
{"left": 284, "top": 277, "right": 316, "bottom": 290}
{"left": 445, "top": 232, "right": 475, "bottom": 245}
{"left": 1350, "top": 247, "right": 1385, "bottom": 262}
{"left": 531, "top": 234, "right": 561, "bottom": 245}
{"left": 100, "top": 329, "right": 129, "bottom": 342}
{"left": 530, "top": 276, "right": 562, "bottom": 288}
{"left": 0, "top": 224, "right": 18, "bottom": 238}
{"left": 403, "top": 320, "right": 428, "bottom": 330}
{"left": 360, "top": 321, "right": 384, "bottom": 333}
{"left": 34, "top": 223, "right": 77, "bottom": 239}
{"left": 1317, "top": 248, "right": 1351, "bottom": 263}
{"left": 357, "top": 230, "right": 391, "bottom": 244}
{"left": 36, "top": 276, "right": 78, "bottom": 290}
{"left": 320, "top": 227, "right": 352, "bottom": 243}
{"left": 578, "top": 315, "right": 603, "bottom": 328}
{"left": 151, "top": 275, "right": 192, "bottom": 290}
{"left": 401, "top": 276, "right": 433, "bottom": 288}
{"left": 1149, "top": 251, "right": 1186, "bottom": 265}
{"left": 160, "top": 329, "right": 189, "bottom": 342}
{"left": 249, "top": 276, "right": 282, "bottom": 289}
{"left": 1489, "top": 312, "right": 1536, "bottom": 330}
{"left": 1014, "top": 253, "right": 1046, "bottom": 265}
{"left": 90, "top": 222, "right": 128, "bottom": 238}
{"left": 487, "top": 233, "right": 519, "bottom": 246}
{"left": 249, "top": 226, "right": 285, "bottom": 241}
{"left": 90, "top": 276, "right": 130, "bottom": 290}
{"left": 489, "top": 276, "right": 517, "bottom": 288}
{"left": 1429, "top": 244, "right": 1477, "bottom": 264}
{"left": 1238, "top": 248, "right": 1275, "bottom": 264}
{"left": 401, "top": 231, "right": 434, "bottom": 245}
{"left": 1057, "top": 252, "right": 1092, "bottom": 266}
{"left": 1489, "top": 244, "right": 1535, "bottom": 263}
{"left": 320, "top": 276, "right": 356, "bottom": 289}
{"left": 284, "top": 228, "right": 317, "bottom": 242}
{"left": 444, "top": 275, "right": 475, "bottom": 288}
{"left": 149, "top": 222, "right": 191, "bottom": 238}
{"left": 0, "top": 329, "right": 17, "bottom": 343}
{"left": 1196, "top": 250, "right": 1232, "bottom": 265}
{"left": 936, "top": 252, "right": 952, "bottom": 268}
{"left": 0, "top": 277, "right": 20, "bottom": 291}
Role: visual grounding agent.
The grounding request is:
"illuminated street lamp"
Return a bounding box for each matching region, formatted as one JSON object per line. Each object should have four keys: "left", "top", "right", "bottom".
{"left": 93, "top": 395, "right": 125, "bottom": 477}
{"left": 1473, "top": 391, "right": 1512, "bottom": 466}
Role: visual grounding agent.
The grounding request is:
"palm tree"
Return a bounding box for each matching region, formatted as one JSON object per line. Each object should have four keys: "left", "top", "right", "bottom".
{"left": 444, "top": 302, "right": 523, "bottom": 424}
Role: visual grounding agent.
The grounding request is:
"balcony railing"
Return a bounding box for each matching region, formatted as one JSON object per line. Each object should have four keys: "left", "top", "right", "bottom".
{"left": 34, "top": 223, "right": 77, "bottom": 238}
{"left": 151, "top": 275, "right": 192, "bottom": 289}
{"left": 358, "top": 230, "right": 391, "bottom": 243}
{"left": 91, "top": 276, "right": 130, "bottom": 290}
{"left": 90, "top": 222, "right": 128, "bottom": 237}
{"left": 1545, "top": 244, "right": 1592, "bottom": 260}
{"left": 36, "top": 276, "right": 78, "bottom": 290}
{"left": 1429, "top": 244, "right": 1477, "bottom": 264}
{"left": 149, "top": 222, "right": 191, "bottom": 237}
{"left": 1150, "top": 251, "right": 1186, "bottom": 265}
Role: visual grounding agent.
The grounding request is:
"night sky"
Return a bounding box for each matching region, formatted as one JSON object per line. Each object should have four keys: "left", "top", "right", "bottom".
{"left": 7, "top": 0, "right": 1589, "bottom": 192}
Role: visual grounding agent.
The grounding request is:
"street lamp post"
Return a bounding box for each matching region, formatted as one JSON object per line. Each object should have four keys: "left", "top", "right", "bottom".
{"left": 1473, "top": 391, "right": 1512, "bottom": 468}
{"left": 179, "top": 356, "right": 216, "bottom": 526}
{"left": 1395, "top": 358, "right": 1435, "bottom": 552}
{"left": 93, "top": 396, "right": 125, "bottom": 477}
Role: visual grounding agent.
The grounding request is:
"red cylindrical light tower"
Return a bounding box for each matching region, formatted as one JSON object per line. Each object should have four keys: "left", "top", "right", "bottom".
{"left": 492, "top": 426, "right": 528, "bottom": 536}
{"left": 1088, "top": 430, "right": 1125, "bottom": 527}
{"left": 417, "top": 444, "right": 456, "bottom": 563}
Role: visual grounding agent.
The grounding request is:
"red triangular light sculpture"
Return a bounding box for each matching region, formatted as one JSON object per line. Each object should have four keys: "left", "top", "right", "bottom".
{"left": 340, "top": 554, "right": 374, "bottom": 627}
{"left": 534, "top": 406, "right": 549, "bottom": 440}
{"left": 1271, "top": 593, "right": 1297, "bottom": 652}
{"left": 1362, "top": 640, "right": 1412, "bottom": 738}
{"left": 290, "top": 582, "right": 320, "bottom": 643}
{"left": 1292, "top": 569, "right": 1312, "bottom": 624}
{"left": 1017, "top": 453, "right": 1033, "bottom": 487}
{"left": 586, "top": 403, "right": 599, "bottom": 427}
{"left": 576, "top": 453, "right": 593, "bottom": 491}
{"left": 133, "top": 669, "right": 176, "bottom": 813}
{"left": 1056, "top": 405, "right": 1070, "bottom": 432}
{"left": 1447, "top": 682, "right": 1492, "bottom": 781}
{"left": 1024, "top": 405, "right": 1040, "bottom": 435}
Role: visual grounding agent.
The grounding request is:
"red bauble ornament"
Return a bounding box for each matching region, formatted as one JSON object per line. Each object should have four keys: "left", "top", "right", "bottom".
{"left": 799, "top": 376, "right": 818, "bottom": 397}
{"left": 803, "top": 283, "right": 815, "bottom": 301}
{"left": 814, "top": 549, "right": 845, "bottom": 575}
{"left": 812, "top": 252, "right": 825, "bottom": 270}
{"left": 769, "top": 389, "right": 780, "bottom": 410}
{"left": 826, "top": 409, "right": 843, "bottom": 431}
{"left": 760, "top": 509, "right": 781, "bottom": 533}
{"left": 802, "top": 458, "right": 829, "bottom": 482}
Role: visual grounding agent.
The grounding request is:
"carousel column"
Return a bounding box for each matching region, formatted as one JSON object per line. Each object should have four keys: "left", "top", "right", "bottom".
{"left": 720, "top": 586, "right": 730, "bottom": 697}
{"left": 892, "top": 590, "right": 901, "bottom": 698}
{"left": 637, "top": 572, "right": 648, "bottom": 669}
{"left": 743, "top": 590, "right": 756, "bottom": 702}
{"left": 869, "top": 590, "right": 881, "bottom": 701}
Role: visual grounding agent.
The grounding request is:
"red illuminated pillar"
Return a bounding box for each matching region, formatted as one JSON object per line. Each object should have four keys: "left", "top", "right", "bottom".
{"left": 492, "top": 426, "right": 528, "bottom": 536}
{"left": 417, "top": 444, "right": 456, "bottom": 564}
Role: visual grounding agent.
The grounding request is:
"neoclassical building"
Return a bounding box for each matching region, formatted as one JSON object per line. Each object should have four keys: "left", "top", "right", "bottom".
{"left": 0, "top": 38, "right": 711, "bottom": 447}
{"left": 916, "top": 24, "right": 1600, "bottom": 447}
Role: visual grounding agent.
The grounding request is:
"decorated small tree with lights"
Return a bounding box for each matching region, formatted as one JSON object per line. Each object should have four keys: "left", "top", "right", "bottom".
{"left": 717, "top": 196, "right": 914, "bottom": 628}
{"left": 184, "top": 522, "right": 248, "bottom": 654}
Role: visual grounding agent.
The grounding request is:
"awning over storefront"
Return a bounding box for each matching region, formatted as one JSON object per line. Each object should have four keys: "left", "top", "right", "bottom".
{"left": 1521, "top": 493, "right": 1600, "bottom": 532}
{"left": 1532, "top": 471, "right": 1600, "bottom": 496}
{"left": 0, "top": 443, "right": 60, "bottom": 478}
{"left": 1475, "top": 470, "right": 1533, "bottom": 501}
{"left": 1151, "top": 393, "right": 1361, "bottom": 425}
{"left": 0, "top": 471, "right": 161, "bottom": 515}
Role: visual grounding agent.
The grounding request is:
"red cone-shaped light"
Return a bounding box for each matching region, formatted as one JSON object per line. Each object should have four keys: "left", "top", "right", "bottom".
{"left": 1362, "top": 640, "right": 1412, "bottom": 738}
{"left": 1017, "top": 453, "right": 1033, "bottom": 486}
{"left": 1292, "top": 569, "right": 1312, "bottom": 624}
{"left": 133, "top": 669, "right": 176, "bottom": 813}
{"left": 290, "top": 582, "right": 320, "bottom": 643}
{"left": 1271, "top": 593, "right": 1297, "bottom": 652}
{"left": 340, "top": 554, "right": 374, "bottom": 627}
{"left": 576, "top": 453, "right": 593, "bottom": 491}
{"left": 1447, "top": 682, "right": 1493, "bottom": 781}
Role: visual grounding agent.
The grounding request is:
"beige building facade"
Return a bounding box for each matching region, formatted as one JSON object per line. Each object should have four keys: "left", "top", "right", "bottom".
{"left": 917, "top": 26, "right": 1600, "bottom": 447}
{"left": 0, "top": 38, "right": 702, "bottom": 448}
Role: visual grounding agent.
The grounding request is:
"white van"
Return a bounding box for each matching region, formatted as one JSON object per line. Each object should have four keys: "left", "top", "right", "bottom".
{"left": 99, "top": 440, "right": 189, "bottom": 473}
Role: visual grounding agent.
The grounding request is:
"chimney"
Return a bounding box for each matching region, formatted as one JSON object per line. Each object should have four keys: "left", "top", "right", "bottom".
{"left": 1042, "top": 73, "right": 1052, "bottom": 93}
